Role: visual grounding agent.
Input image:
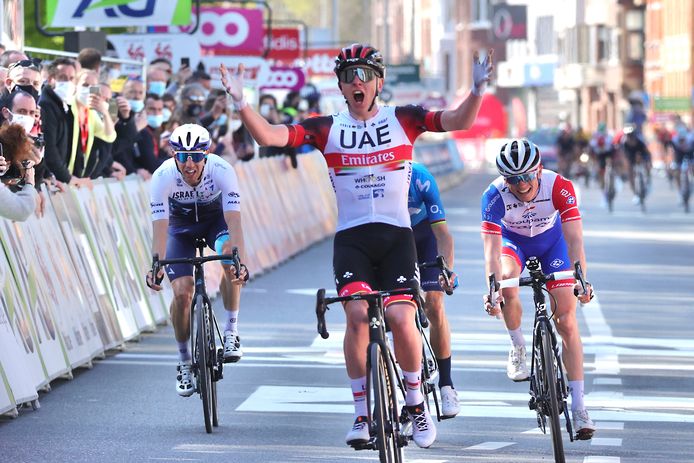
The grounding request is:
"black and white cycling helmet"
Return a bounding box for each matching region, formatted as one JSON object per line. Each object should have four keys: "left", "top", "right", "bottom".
{"left": 169, "top": 123, "right": 211, "bottom": 152}
{"left": 496, "top": 138, "right": 541, "bottom": 176}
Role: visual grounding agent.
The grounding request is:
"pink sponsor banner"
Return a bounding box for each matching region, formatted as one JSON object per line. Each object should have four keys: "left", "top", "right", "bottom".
{"left": 261, "top": 66, "right": 305, "bottom": 91}
{"left": 152, "top": 7, "right": 264, "bottom": 56}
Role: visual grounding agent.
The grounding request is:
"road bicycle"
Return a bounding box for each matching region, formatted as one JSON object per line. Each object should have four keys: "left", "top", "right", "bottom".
{"left": 316, "top": 285, "right": 420, "bottom": 462}
{"left": 632, "top": 155, "right": 649, "bottom": 212}
{"left": 152, "top": 239, "right": 248, "bottom": 433}
{"left": 602, "top": 154, "right": 617, "bottom": 213}
{"left": 488, "top": 257, "right": 590, "bottom": 463}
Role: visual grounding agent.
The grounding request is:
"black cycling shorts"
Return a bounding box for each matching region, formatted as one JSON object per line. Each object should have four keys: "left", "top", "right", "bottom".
{"left": 412, "top": 221, "right": 441, "bottom": 292}
{"left": 333, "top": 223, "right": 418, "bottom": 304}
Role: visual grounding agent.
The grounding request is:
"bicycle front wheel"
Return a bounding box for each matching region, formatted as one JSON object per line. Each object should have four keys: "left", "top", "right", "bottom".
{"left": 370, "top": 343, "right": 403, "bottom": 463}
{"left": 539, "top": 323, "right": 565, "bottom": 463}
{"left": 196, "top": 295, "right": 213, "bottom": 433}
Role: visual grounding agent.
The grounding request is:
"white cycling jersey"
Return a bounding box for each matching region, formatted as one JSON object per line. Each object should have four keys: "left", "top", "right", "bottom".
{"left": 149, "top": 154, "right": 240, "bottom": 225}
{"left": 286, "top": 105, "right": 445, "bottom": 231}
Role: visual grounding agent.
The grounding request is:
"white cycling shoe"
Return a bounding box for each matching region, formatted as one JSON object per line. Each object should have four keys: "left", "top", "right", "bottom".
{"left": 176, "top": 362, "right": 194, "bottom": 397}
{"left": 572, "top": 409, "right": 596, "bottom": 440}
{"left": 406, "top": 402, "right": 436, "bottom": 448}
{"left": 345, "top": 415, "right": 369, "bottom": 445}
{"left": 507, "top": 345, "right": 530, "bottom": 382}
{"left": 440, "top": 385, "right": 460, "bottom": 418}
{"left": 223, "top": 331, "right": 243, "bottom": 363}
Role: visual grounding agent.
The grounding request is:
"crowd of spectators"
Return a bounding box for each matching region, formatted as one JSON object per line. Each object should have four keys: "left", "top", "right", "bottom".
{"left": 0, "top": 43, "right": 324, "bottom": 221}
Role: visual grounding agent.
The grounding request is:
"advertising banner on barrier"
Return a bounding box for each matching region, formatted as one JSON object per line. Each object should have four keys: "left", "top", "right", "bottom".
{"left": 72, "top": 188, "right": 140, "bottom": 341}
{"left": 11, "top": 215, "right": 99, "bottom": 369}
{"left": 47, "top": 0, "right": 192, "bottom": 28}
{"left": 0, "top": 362, "right": 16, "bottom": 416}
{"left": 1, "top": 218, "right": 69, "bottom": 382}
{"left": 88, "top": 185, "right": 155, "bottom": 332}
{"left": 113, "top": 179, "right": 167, "bottom": 324}
{"left": 0, "top": 223, "right": 46, "bottom": 400}
{"left": 50, "top": 191, "right": 124, "bottom": 349}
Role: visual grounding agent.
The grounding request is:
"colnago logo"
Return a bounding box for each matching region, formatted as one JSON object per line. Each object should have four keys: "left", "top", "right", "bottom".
{"left": 340, "top": 152, "right": 396, "bottom": 166}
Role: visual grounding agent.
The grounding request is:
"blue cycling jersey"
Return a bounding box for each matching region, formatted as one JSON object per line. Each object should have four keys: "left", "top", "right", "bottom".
{"left": 408, "top": 162, "right": 446, "bottom": 226}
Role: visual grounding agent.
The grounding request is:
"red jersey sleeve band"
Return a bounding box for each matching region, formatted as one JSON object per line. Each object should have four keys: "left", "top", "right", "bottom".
{"left": 424, "top": 111, "right": 445, "bottom": 132}
{"left": 286, "top": 124, "right": 305, "bottom": 148}
{"left": 481, "top": 221, "right": 502, "bottom": 235}
{"left": 559, "top": 207, "right": 581, "bottom": 222}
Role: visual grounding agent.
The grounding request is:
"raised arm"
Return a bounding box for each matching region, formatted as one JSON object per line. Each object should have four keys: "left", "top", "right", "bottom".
{"left": 440, "top": 49, "right": 494, "bottom": 132}
{"left": 219, "top": 64, "right": 289, "bottom": 147}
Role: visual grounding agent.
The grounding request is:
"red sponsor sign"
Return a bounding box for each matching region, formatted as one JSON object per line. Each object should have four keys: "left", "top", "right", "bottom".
{"left": 303, "top": 48, "right": 341, "bottom": 78}
{"left": 265, "top": 28, "right": 301, "bottom": 61}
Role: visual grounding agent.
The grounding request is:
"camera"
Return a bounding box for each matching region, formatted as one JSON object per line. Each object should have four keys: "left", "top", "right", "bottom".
{"left": 31, "top": 133, "right": 45, "bottom": 149}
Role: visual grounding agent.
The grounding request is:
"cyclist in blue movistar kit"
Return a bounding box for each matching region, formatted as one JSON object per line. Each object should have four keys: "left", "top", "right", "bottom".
{"left": 408, "top": 162, "right": 460, "bottom": 417}
{"left": 145, "top": 123, "right": 248, "bottom": 397}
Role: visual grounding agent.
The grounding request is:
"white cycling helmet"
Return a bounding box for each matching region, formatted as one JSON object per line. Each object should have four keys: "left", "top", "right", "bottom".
{"left": 496, "top": 138, "right": 541, "bottom": 176}
{"left": 169, "top": 123, "right": 211, "bottom": 152}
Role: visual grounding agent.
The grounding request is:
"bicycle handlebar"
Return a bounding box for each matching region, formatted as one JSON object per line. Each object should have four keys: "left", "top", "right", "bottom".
{"left": 314, "top": 282, "right": 421, "bottom": 339}
{"left": 420, "top": 255, "right": 456, "bottom": 295}
{"left": 151, "top": 247, "right": 250, "bottom": 284}
{"left": 493, "top": 260, "right": 587, "bottom": 295}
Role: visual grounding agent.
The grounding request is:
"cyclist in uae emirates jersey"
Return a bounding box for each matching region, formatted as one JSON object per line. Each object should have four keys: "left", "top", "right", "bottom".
{"left": 220, "top": 43, "right": 493, "bottom": 449}
{"left": 481, "top": 138, "right": 596, "bottom": 440}
{"left": 145, "top": 124, "right": 248, "bottom": 398}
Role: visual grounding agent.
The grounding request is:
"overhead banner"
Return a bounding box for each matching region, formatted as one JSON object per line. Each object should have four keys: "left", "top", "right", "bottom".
{"left": 47, "top": 0, "right": 192, "bottom": 28}
{"left": 266, "top": 28, "right": 302, "bottom": 61}
{"left": 152, "top": 7, "right": 265, "bottom": 56}
{"left": 492, "top": 3, "right": 527, "bottom": 41}
{"left": 107, "top": 33, "right": 198, "bottom": 75}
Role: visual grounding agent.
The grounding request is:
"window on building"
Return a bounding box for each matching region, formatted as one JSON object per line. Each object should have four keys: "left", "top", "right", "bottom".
{"left": 471, "top": 0, "right": 491, "bottom": 25}
{"left": 535, "top": 16, "right": 554, "bottom": 55}
{"left": 597, "top": 25, "right": 610, "bottom": 62}
{"left": 627, "top": 31, "right": 644, "bottom": 62}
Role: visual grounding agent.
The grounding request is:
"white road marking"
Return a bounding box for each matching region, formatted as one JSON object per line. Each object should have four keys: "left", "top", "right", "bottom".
{"left": 594, "top": 378, "right": 622, "bottom": 386}
{"left": 591, "top": 438, "right": 623, "bottom": 446}
{"left": 463, "top": 441, "right": 516, "bottom": 450}
{"left": 235, "top": 385, "right": 694, "bottom": 423}
{"left": 584, "top": 457, "right": 621, "bottom": 463}
{"left": 595, "top": 422, "right": 624, "bottom": 430}
{"left": 581, "top": 294, "right": 620, "bottom": 375}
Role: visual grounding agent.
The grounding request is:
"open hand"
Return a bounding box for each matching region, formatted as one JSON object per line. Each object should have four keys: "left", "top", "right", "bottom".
{"left": 472, "top": 49, "right": 494, "bottom": 96}
{"left": 219, "top": 63, "right": 245, "bottom": 102}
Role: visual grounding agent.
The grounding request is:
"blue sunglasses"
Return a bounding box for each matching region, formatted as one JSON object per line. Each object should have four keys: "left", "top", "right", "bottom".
{"left": 506, "top": 171, "right": 538, "bottom": 185}
{"left": 175, "top": 152, "right": 206, "bottom": 163}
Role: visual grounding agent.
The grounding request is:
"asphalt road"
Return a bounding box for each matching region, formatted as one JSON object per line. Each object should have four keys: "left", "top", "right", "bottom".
{"left": 2, "top": 169, "right": 693, "bottom": 463}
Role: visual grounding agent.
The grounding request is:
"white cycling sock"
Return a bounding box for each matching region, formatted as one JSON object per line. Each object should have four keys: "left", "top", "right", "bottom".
{"left": 569, "top": 380, "right": 585, "bottom": 411}
{"left": 402, "top": 370, "right": 424, "bottom": 406}
{"left": 177, "top": 340, "right": 191, "bottom": 363}
{"left": 350, "top": 377, "right": 367, "bottom": 417}
{"left": 507, "top": 327, "right": 526, "bottom": 347}
{"left": 224, "top": 309, "right": 239, "bottom": 333}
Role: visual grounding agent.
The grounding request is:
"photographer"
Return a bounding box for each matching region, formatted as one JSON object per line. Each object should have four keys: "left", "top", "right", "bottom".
{"left": 0, "top": 124, "right": 38, "bottom": 221}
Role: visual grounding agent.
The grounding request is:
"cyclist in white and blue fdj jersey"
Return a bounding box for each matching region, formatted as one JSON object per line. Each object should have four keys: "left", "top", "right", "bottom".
{"left": 408, "top": 162, "right": 460, "bottom": 418}
{"left": 145, "top": 123, "right": 248, "bottom": 398}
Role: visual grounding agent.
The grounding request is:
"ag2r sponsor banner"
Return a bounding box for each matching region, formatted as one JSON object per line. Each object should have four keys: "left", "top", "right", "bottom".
{"left": 47, "top": 0, "right": 191, "bottom": 28}
{"left": 152, "top": 6, "right": 264, "bottom": 56}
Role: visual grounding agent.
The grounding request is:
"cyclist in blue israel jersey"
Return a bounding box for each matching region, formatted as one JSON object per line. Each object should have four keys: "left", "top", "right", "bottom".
{"left": 408, "top": 162, "right": 460, "bottom": 418}
{"left": 145, "top": 124, "right": 248, "bottom": 398}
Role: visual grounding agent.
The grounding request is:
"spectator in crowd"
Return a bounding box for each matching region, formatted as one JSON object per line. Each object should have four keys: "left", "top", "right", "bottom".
{"left": 0, "top": 66, "right": 7, "bottom": 94}
{"left": 0, "top": 43, "right": 5, "bottom": 53}
{"left": 40, "top": 57, "right": 91, "bottom": 188}
{"left": 122, "top": 77, "right": 148, "bottom": 135}
{"left": 192, "top": 68, "right": 212, "bottom": 92}
{"left": 0, "top": 132, "right": 38, "bottom": 221}
{"left": 201, "top": 89, "right": 229, "bottom": 140}
{"left": 72, "top": 69, "right": 116, "bottom": 179}
{"left": 77, "top": 47, "right": 102, "bottom": 73}
{"left": 0, "top": 49, "right": 28, "bottom": 68}
{"left": 1, "top": 58, "right": 42, "bottom": 103}
{"left": 161, "top": 92, "right": 177, "bottom": 129}
{"left": 257, "top": 94, "right": 286, "bottom": 159}
{"left": 89, "top": 82, "right": 126, "bottom": 180}
{"left": 175, "top": 83, "right": 207, "bottom": 125}
{"left": 147, "top": 67, "right": 168, "bottom": 97}
{"left": 150, "top": 58, "right": 173, "bottom": 81}
{"left": 132, "top": 93, "right": 166, "bottom": 179}
{"left": 165, "top": 59, "right": 192, "bottom": 96}
{"left": 279, "top": 91, "right": 301, "bottom": 168}
{"left": 108, "top": 82, "right": 141, "bottom": 177}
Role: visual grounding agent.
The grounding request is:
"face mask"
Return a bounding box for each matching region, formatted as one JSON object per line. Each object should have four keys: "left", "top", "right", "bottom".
{"left": 128, "top": 99, "right": 144, "bottom": 113}
{"left": 54, "top": 81, "right": 76, "bottom": 102}
{"left": 162, "top": 107, "right": 172, "bottom": 123}
{"left": 186, "top": 103, "right": 202, "bottom": 118}
{"left": 215, "top": 113, "right": 228, "bottom": 127}
{"left": 259, "top": 104, "right": 272, "bottom": 117}
{"left": 228, "top": 119, "right": 242, "bottom": 132}
{"left": 147, "top": 114, "right": 164, "bottom": 129}
{"left": 77, "top": 87, "right": 90, "bottom": 106}
{"left": 12, "top": 84, "right": 40, "bottom": 101}
{"left": 148, "top": 81, "right": 166, "bottom": 97}
{"left": 9, "top": 112, "right": 35, "bottom": 134}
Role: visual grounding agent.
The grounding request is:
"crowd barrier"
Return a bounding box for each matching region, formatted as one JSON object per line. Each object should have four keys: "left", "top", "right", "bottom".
{"left": 0, "top": 151, "right": 337, "bottom": 417}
